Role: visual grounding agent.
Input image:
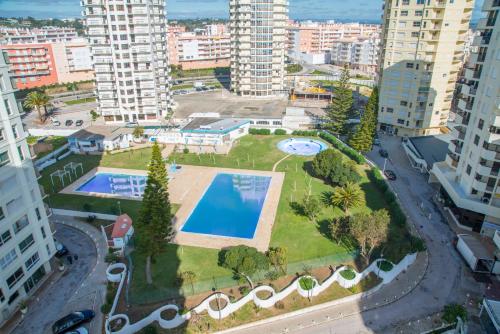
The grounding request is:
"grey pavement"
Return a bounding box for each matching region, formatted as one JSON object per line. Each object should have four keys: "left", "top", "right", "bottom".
{"left": 10, "top": 217, "right": 108, "bottom": 334}
{"left": 227, "top": 134, "right": 481, "bottom": 334}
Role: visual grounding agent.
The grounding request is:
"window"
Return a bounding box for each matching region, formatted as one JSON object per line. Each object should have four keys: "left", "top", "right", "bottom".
{"left": 6, "top": 267, "right": 24, "bottom": 289}
{"left": 0, "top": 249, "right": 17, "bottom": 270}
{"left": 3, "top": 99, "right": 11, "bottom": 115}
{"left": 415, "top": 10, "right": 423, "bottom": 16}
{"left": 413, "top": 21, "right": 421, "bottom": 27}
{"left": 0, "top": 128, "right": 4, "bottom": 141}
{"left": 402, "top": 0, "right": 410, "bottom": 4}
{"left": 401, "top": 10, "right": 408, "bottom": 16}
{"left": 474, "top": 135, "right": 480, "bottom": 146}
{"left": 397, "top": 119, "right": 405, "bottom": 125}
{"left": 411, "top": 32, "right": 419, "bottom": 37}
{"left": 387, "top": 107, "right": 394, "bottom": 113}
{"left": 7, "top": 291, "right": 19, "bottom": 305}
{"left": 18, "top": 146, "right": 25, "bottom": 161}
{"left": 0, "top": 207, "right": 4, "bottom": 220}
{"left": 19, "top": 234, "right": 34, "bottom": 253}
{"left": 35, "top": 208, "right": 41, "bottom": 221}
{"left": 41, "top": 226, "right": 46, "bottom": 239}
{"left": 13, "top": 216, "right": 29, "bottom": 234}
{"left": 12, "top": 125, "right": 18, "bottom": 139}
{"left": 417, "top": 0, "right": 425, "bottom": 4}
{"left": 466, "top": 165, "right": 472, "bottom": 175}
{"left": 400, "top": 101, "right": 408, "bottom": 106}
{"left": 0, "top": 230, "right": 11, "bottom": 246}
{"left": 478, "top": 119, "right": 484, "bottom": 130}
{"left": 406, "top": 62, "right": 414, "bottom": 69}
{"left": 25, "top": 252, "right": 40, "bottom": 271}
{"left": 0, "top": 151, "right": 10, "bottom": 167}
{"left": 0, "top": 289, "right": 4, "bottom": 303}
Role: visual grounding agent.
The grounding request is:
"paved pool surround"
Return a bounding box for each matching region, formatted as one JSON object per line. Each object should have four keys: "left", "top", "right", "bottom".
{"left": 61, "top": 165, "right": 284, "bottom": 251}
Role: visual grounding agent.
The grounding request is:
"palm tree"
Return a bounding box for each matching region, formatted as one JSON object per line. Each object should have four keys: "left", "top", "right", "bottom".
{"left": 24, "top": 91, "right": 50, "bottom": 122}
{"left": 329, "top": 182, "right": 364, "bottom": 215}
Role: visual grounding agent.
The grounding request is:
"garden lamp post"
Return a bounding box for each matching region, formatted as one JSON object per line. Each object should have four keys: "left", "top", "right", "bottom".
{"left": 117, "top": 201, "right": 122, "bottom": 215}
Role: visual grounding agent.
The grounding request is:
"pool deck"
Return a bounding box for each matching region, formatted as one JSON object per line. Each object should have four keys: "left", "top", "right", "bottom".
{"left": 61, "top": 165, "right": 285, "bottom": 251}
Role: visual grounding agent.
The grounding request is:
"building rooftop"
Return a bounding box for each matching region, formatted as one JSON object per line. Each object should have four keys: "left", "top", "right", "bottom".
{"left": 408, "top": 134, "right": 451, "bottom": 168}
{"left": 111, "top": 214, "right": 133, "bottom": 239}
{"left": 181, "top": 118, "right": 249, "bottom": 134}
{"left": 69, "top": 126, "right": 133, "bottom": 141}
{"left": 458, "top": 234, "right": 495, "bottom": 261}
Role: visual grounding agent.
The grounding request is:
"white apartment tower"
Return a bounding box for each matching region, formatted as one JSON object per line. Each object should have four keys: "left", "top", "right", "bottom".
{"left": 82, "top": 0, "right": 173, "bottom": 123}
{"left": 0, "top": 51, "right": 56, "bottom": 325}
{"left": 229, "top": 0, "right": 288, "bottom": 97}
{"left": 378, "top": 0, "right": 473, "bottom": 137}
{"left": 432, "top": 0, "right": 500, "bottom": 233}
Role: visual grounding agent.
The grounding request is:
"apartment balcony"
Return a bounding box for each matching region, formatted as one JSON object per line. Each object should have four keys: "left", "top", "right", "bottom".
{"left": 483, "top": 0, "right": 500, "bottom": 10}
{"left": 449, "top": 140, "right": 463, "bottom": 154}
{"left": 481, "top": 148, "right": 499, "bottom": 161}
{"left": 45, "top": 203, "right": 52, "bottom": 218}
{"left": 460, "top": 83, "right": 477, "bottom": 96}
{"left": 477, "top": 163, "right": 493, "bottom": 177}
{"left": 484, "top": 131, "right": 500, "bottom": 144}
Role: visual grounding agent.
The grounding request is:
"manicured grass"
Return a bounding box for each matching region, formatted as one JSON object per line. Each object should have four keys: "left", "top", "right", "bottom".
{"left": 339, "top": 268, "right": 356, "bottom": 280}
{"left": 64, "top": 97, "right": 96, "bottom": 105}
{"left": 311, "top": 70, "right": 330, "bottom": 75}
{"left": 169, "top": 135, "right": 289, "bottom": 171}
{"left": 100, "top": 148, "right": 153, "bottom": 170}
{"left": 171, "top": 67, "right": 229, "bottom": 78}
{"left": 171, "top": 84, "right": 194, "bottom": 91}
{"left": 286, "top": 64, "right": 303, "bottom": 74}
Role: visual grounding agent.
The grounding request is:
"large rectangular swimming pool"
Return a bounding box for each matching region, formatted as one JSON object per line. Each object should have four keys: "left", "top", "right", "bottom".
{"left": 181, "top": 173, "right": 271, "bottom": 239}
{"left": 76, "top": 173, "right": 147, "bottom": 198}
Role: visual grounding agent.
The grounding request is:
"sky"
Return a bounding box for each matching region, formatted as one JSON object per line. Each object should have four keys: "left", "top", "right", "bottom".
{"left": 0, "top": 0, "right": 485, "bottom": 22}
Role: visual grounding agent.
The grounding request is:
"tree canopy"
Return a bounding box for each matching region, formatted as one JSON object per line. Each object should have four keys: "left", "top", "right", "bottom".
{"left": 349, "top": 209, "right": 390, "bottom": 263}
{"left": 329, "top": 182, "right": 365, "bottom": 214}
{"left": 349, "top": 87, "right": 379, "bottom": 152}
{"left": 326, "top": 66, "right": 353, "bottom": 135}
{"left": 312, "top": 149, "right": 360, "bottom": 186}
{"left": 220, "top": 245, "right": 269, "bottom": 287}
{"left": 23, "top": 91, "right": 50, "bottom": 122}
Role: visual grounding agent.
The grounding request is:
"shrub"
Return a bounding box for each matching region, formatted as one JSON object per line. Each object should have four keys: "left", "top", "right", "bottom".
{"left": 376, "top": 260, "right": 393, "bottom": 272}
{"left": 143, "top": 325, "right": 158, "bottom": 334}
{"left": 274, "top": 301, "right": 285, "bottom": 309}
{"left": 105, "top": 253, "right": 119, "bottom": 263}
{"left": 239, "top": 286, "right": 250, "bottom": 296}
{"left": 82, "top": 203, "right": 92, "bottom": 212}
{"left": 339, "top": 268, "right": 356, "bottom": 280}
{"left": 442, "top": 304, "right": 467, "bottom": 324}
{"left": 183, "top": 148, "right": 189, "bottom": 154}
{"left": 274, "top": 129, "right": 287, "bottom": 135}
{"left": 319, "top": 132, "right": 365, "bottom": 164}
{"left": 291, "top": 130, "right": 318, "bottom": 137}
{"left": 249, "top": 128, "right": 271, "bottom": 135}
{"left": 299, "top": 276, "right": 316, "bottom": 290}
{"left": 265, "top": 271, "right": 280, "bottom": 281}
{"left": 100, "top": 303, "right": 112, "bottom": 314}
{"left": 410, "top": 235, "right": 427, "bottom": 252}
{"left": 312, "top": 149, "right": 360, "bottom": 186}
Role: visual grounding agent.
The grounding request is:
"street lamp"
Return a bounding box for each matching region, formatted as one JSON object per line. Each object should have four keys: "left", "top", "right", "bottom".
{"left": 117, "top": 201, "right": 122, "bottom": 215}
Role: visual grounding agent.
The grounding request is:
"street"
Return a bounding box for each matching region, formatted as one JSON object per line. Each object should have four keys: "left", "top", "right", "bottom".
{"left": 11, "top": 223, "right": 100, "bottom": 334}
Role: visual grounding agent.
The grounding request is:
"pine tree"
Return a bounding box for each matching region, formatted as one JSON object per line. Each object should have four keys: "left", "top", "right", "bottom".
{"left": 349, "top": 87, "right": 379, "bottom": 152}
{"left": 136, "top": 142, "right": 173, "bottom": 284}
{"left": 327, "top": 66, "right": 353, "bottom": 135}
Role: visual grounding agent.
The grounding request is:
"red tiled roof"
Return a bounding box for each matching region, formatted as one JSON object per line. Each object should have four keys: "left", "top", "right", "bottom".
{"left": 111, "top": 214, "right": 133, "bottom": 239}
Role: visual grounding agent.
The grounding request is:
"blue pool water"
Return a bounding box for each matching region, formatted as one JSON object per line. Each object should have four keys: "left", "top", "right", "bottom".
{"left": 277, "top": 138, "right": 327, "bottom": 156}
{"left": 76, "top": 173, "right": 147, "bottom": 198}
{"left": 181, "top": 173, "right": 271, "bottom": 239}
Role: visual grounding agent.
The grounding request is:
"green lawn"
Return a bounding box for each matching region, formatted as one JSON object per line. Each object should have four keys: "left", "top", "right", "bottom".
{"left": 311, "top": 70, "right": 330, "bottom": 75}
{"left": 64, "top": 97, "right": 96, "bottom": 105}
{"left": 171, "top": 67, "right": 230, "bottom": 78}
{"left": 286, "top": 64, "right": 303, "bottom": 74}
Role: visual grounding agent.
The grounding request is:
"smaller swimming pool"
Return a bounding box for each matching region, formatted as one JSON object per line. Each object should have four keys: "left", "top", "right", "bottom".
{"left": 277, "top": 138, "right": 327, "bottom": 156}
{"left": 76, "top": 173, "right": 147, "bottom": 198}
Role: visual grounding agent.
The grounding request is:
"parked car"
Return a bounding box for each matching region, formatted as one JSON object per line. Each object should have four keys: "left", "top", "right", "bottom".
{"left": 125, "top": 121, "right": 138, "bottom": 127}
{"left": 52, "top": 310, "right": 95, "bottom": 334}
{"left": 65, "top": 327, "right": 89, "bottom": 334}
{"left": 378, "top": 149, "right": 389, "bottom": 158}
{"left": 54, "top": 240, "right": 69, "bottom": 257}
{"left": 75, "top": 120, "right": 84, "bottom": 127}
{"left": 384, "top": 169, "right": 397, "bottom": 181}
{"left": 65, "top": 119, "right": 74, "bottom": 126}
{"left": 52, "top": 120, "right": 61, "bottom": 127}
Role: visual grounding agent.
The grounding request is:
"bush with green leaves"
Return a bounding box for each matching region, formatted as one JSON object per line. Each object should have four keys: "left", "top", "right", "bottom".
{"left": 298, "top": 276, "right": 316, "bottom": 290}
{"left": 442, "top": 304, "right": 467, "bottom": 324}
{"left": 376, "top": 260, "right": 393, "bottom": 272}
{"left": 339, "top": 268, "right": 356, "bottom": 280}
{"left": 274, "top": 129, "right": 287, "bottom": 135}
{"left": 311, "top": 149, "right": 360, "bottom": 186}
{"left": 249, "top": 128, "right": 271, "bottom": 135}
{"left": 319, "top": 132, "right": 365, "bottom": 164}
{"left": 239, "top": 285, "right": 251, "bottom": 296}
{"left": 100, "top": 303, "right": 112, "bottom": 314}
{"left": 82, "top": 203, "right": 92, "bottom": 212}
{"left": 183, "top": 148, "right": 189, "bottom": 154}
{"left": 292, "top": 130, "right": 318, "bottom": 137}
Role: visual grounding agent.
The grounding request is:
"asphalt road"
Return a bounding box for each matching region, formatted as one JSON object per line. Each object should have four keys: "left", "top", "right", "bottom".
{"left": 230, "top": 134, "right": 479, "bottom": 334}
{"left": 12, "top": 224, "right": 97, "bottom": 334}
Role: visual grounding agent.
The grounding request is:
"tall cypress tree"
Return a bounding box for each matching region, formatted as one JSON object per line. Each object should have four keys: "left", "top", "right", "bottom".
{"left": 327, "top": 66, "right": 353, "bottom": 135}
{"left": 136, "top": 142, "right": 173, "bottom": 284}
{"left": 349, "top": 87, "right": 379, "bottom": 152}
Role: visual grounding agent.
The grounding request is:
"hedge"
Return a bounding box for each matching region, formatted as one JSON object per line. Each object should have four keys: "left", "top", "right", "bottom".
{"left": 274, "top": 129, "right": 287, "bottom": 135}
{"left": 291, "top": 130, "right": 318, "bottom": 137}
{"left": 319, "top": 132, "right": 366, "bottom": 164}
{"left": 249, "top": 128, "right": 271, "bottom": 135}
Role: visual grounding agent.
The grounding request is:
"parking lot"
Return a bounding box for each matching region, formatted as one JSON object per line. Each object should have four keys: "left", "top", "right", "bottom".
{"left": 23, "top": 100, "right": 97, "bottom": 131}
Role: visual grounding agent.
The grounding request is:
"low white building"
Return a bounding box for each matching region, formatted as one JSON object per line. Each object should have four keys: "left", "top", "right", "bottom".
{"left": 68, "top": 126, "right": 134, "bottom": 153}
{"left": 101, "top": 214, "right": 134, "bottom": 253}
{"left": 456, "top": 234, "right": 500, "bottom": 275}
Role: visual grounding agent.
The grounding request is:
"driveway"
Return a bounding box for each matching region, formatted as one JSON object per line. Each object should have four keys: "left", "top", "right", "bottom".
{"left": 11, "top": 223, "right": 100, "bottom": 334}
{"left": 229, "top": 134, "right": 481, "bottom": 334}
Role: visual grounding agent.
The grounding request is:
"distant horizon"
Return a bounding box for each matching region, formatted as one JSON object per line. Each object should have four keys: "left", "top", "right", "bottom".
{"left": 0, "top": 0, "right": 485, "bottom": 22}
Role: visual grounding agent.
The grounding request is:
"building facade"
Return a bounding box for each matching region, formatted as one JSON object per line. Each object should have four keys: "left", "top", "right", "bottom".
{"left": 82, "top": 0, "right": 173, "bottom": 123}
{"left": 431, "top": 0, "right": 500, "bottom": 233}
{"left": 0, "top": 27, "right": 78, "bottom": 45}
{"left": 0, "top": 50, "right": 56, "bottom": 326}
{"left": 230, "top": 0, "right": 288, "bottom": 97}
{"left": 378, "top": 0, "right": 473, "bottom": 137}
{"left": 330, "top": 37, "right": 381, "bottom": 74}
{"left": 168, "top": 25, "right": 230, "bottom": 70}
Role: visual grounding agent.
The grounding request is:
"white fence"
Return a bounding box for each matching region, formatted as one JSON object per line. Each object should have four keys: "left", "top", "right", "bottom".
{"left": 52, "top": 209, "right": 117, "bottom": 221}
{"left": 104, "top": 253, "right": 417, "bottom": 334}
{"left": 28, "top": 128, "right": 78, "bottom": 137}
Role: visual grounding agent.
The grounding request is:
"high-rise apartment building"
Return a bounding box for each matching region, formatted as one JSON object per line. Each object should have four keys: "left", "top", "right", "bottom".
{"left": 82, "top": 0, "right": 173, "bottom": 123}
{"left": 431, "top": 0, "right": 500, "bottom": 233}
{"left": 0, "top": 51, "right": 56, "bottom": 326}
{"left": 378, "top": 0, "right": 473, "bottom": 137}
{"left": 330, "top": 37, "right": 381, "bottom": 75}
{"left": 229, "top": 0, "right": 288, "bottom": 97}
{"left": 0, "top": 27, "right": 78, "bottom": 45}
